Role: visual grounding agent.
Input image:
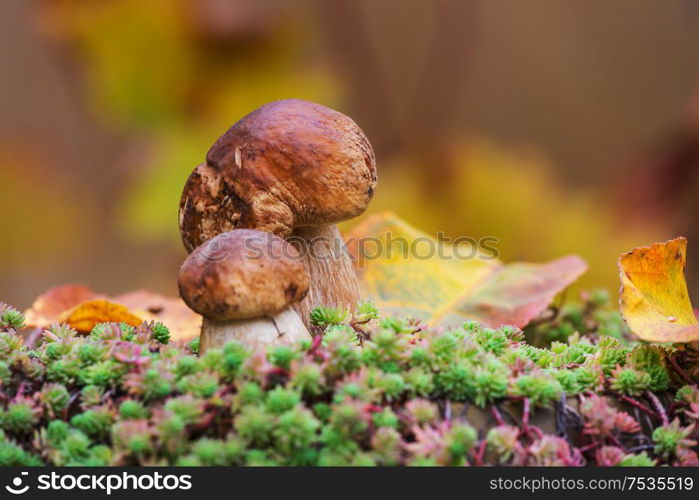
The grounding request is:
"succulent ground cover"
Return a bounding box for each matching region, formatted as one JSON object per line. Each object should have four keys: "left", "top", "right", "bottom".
{"left": 4, "top": 96, "right": 697, "bottom": 470}
{"left": 1, "top": 294, "right": 697, "bottom": 467}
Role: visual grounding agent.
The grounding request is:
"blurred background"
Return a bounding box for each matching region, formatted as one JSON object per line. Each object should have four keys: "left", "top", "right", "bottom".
{"left": 2, "top": 0, "right": 699, "bottom": 308}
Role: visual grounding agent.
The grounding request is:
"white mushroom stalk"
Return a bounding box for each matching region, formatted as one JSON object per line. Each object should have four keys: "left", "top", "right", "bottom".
{"left": 200, "top": 306, "right": 309, "bottom": 353}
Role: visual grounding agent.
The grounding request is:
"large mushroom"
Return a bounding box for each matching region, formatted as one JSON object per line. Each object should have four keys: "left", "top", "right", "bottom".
{"left": 178, "top": 229, "right": 311, "bottom": 352}
{"left": 179, "top": 99, "right": 377, "bottom": 329}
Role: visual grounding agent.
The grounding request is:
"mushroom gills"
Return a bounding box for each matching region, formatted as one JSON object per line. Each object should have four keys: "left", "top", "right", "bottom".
{"left": 199, "top": 305, "right": 311, "bottom": 353}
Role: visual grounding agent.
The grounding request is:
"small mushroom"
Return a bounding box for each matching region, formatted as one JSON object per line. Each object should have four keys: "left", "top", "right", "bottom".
{"left": 179, "top": 99, "right": 377, "bottom": 330}
{"left": 178, "top": 229, "right": 311, "bottom": 352}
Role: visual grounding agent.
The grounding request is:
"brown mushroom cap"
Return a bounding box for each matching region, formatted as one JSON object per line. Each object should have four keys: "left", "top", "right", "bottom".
{"left": 179, "top": 99, "right": 377, "bottom": 253}
{"left": 178, "top": 229, "right": 309, "bottom": 321}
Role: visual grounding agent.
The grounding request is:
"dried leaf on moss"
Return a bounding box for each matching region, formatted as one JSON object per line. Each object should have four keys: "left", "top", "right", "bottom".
{"left": 346, "top": 212, "right": 587, "bottom": 328}
{"left": 619, "top": 237, "right": 699, "bottom": 342}
{"left": 24, "top": 285, "right": 199, "bottom": 340}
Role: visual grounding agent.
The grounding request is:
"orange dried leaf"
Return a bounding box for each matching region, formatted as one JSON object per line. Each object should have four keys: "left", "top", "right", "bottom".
{"left": 346, "top": 212, "right": 587, "bottom": 328}
{"left": 619, "top": 237, "right": 699, "bottom": 342}
{"left": 24, "top": 285, "right": 200, "bottom": 341}
{"left": 58, "top": 299, "right": 143, "bottom": 333}
{"left": 23, "top": 284, "right": 102, "bottom": 328}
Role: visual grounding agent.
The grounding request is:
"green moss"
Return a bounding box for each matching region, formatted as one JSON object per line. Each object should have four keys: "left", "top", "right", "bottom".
{"left": 1, "top": 398, "right": 39, "bottom": 434}
{"left": 310, "top": 305, "right": 349, "bottom": 327}
{"left": 0, "top": 304, "right": 26, "bottom": 330}
{"left": 265, "top": 387, "right": 301, "bottom": 415}
{"left": 372, "top": 408, "right": 400, "bottom": 429}
{"left": 0, "top": 296, "right": 691, "bottom": 466}
{"left": 119, "top": 400, "right": 149, "bottom": 420}
{"left": 628, "top": 345, "right": 670, "bottom": 392}
{"left": 610, "top": 366, "right": 652, "bottom": 396}
{"left": 0, "top": 440, "right": 41, "bottom": 466}
{"left": 40, "top": 383, "right": 70, "bottom": 416}
{"left": 653, "top": 420, "right": 696, "bottom": 459}
{"left": 70, "top": 407, "right": 114, "bottom": 439}
{"left": 151, "top": 322, "right": 171, "bottom": 344}
{"left": 511, "top": 373, "right": 563, "bottom": 407}
{"left": 619, "top": 452, "right": 656, "bottom": 466}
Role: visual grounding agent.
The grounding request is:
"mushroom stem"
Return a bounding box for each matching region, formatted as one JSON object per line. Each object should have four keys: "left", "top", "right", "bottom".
{"left": 199, "top": 306, "right": 311, "bottom": 353}
{"left": 290, "top": 224, "right": 361, "bottom": 331}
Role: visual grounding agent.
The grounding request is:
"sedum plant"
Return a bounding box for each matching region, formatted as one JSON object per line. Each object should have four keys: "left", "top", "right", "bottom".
{"left": 0, "top": 299, "right": 696, "bottom": 466}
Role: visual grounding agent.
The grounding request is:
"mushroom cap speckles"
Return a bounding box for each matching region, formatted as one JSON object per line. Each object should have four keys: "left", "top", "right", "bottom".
{"left": 178, "top": 229, "right": 309, "bottom": 321}
{"left": 179, "top": 99, "right": 377, "bottom": 252}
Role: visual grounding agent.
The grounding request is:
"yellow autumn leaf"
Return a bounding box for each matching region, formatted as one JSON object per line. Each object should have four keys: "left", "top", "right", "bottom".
{"left": 346, "top": 213, "right": 500, "bottom": 321}
{"left": 346, "top": 212, "right": 587, "bottom": 327}
{"left": 24, "top": 284, "right": 102, "bottom": 328}
{"left": 619, "top": 237, "right": 699, "bottom": 342}
{"left": 58, "top": 299, "right": 144, "bottom": 333}
{"left": 25, "top": 285, "right": 201, "bottom": 340}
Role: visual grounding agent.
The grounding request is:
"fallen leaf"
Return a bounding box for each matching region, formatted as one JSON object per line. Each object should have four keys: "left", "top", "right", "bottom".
{"left": 346, "top": 212, "right": 587, "bottom": 328}
{"left": 58, "top": 299, "right": 143, "bottom": 333}
{"left": 24, "top": 285, "right": 200, "bottom": 341}
{"left": 346, "top": 213, "right": 499, "bottom": 320}
{"left": 23, "top": 284, "right": 103, "bottom": 328}
{"left": 435, "top": 256, "right": 588, "bottom": 327}
{"left": 114, "top": 290, "right": 201, "bottom": 341}
{"left": 619, "top": 237, "right": 699, "bottom": 342}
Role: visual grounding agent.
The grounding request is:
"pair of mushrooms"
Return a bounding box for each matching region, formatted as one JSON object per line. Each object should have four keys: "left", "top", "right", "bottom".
{"left": 178, "top": 99, "right": 377, "bottom": 351}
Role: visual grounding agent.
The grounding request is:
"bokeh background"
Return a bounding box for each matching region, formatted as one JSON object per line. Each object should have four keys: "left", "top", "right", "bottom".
{"left": 2, "top": 0, "right": 699, "bottom": 309}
